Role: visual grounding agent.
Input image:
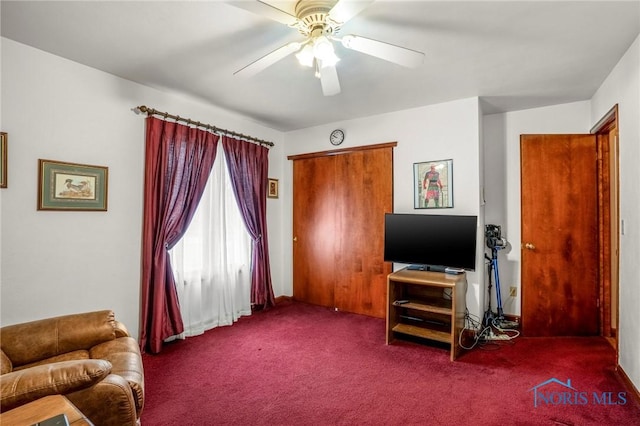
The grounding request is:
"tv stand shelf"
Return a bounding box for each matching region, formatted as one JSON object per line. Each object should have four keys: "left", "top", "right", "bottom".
{"left": 398, "top": 299, "right": 452, "bottom": 315}
{"left": 392, "top": 323, "right": 450, "bottom": 343}
{"left": 386, "top": 268, "right": 467, "bottom": 361}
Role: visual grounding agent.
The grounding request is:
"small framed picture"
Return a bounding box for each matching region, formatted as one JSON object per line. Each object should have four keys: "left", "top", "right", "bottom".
{"left": 0, "top": 132, "right": 7, "bottom": 188}
{"left": 414, "top": 159, "right": 453, "bottom": 209}
{"left": 38, "top": 159, "right": 108, "bottom": 211}
{"left": 267, "top": 178, "right": 279, "bottom": 199}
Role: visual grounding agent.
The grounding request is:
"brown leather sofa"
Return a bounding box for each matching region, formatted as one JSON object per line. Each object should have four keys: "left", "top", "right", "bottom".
{"left": 0, "top": 310, "right": 144, "bottom": 426}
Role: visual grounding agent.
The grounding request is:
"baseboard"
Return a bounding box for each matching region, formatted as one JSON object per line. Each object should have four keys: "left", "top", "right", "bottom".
{"left": 252, "top": 296, "right": 293, "bottom": 312}
{"left": 616, "top": 364, "right": 640, "bottom": 406}
{"left": 275, "top": 295, "right": 293, "bottom": 304}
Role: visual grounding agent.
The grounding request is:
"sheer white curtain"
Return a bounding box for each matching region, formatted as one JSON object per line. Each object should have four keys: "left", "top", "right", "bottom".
{"left": 169, "top": 144, "right": 252, "bottom": 337}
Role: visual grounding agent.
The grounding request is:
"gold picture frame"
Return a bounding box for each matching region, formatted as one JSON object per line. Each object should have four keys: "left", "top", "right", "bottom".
{"left": 267, "top": 178, "right": 279, "bottom": 199}
{"left": 0, "top": 132, "right": 7, "bottom": 188}
{"left": 38, "top": 159, "right": 108, "bottom": 211}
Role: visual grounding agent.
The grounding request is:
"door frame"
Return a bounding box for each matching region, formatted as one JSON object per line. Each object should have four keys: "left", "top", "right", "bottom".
{"left": 590, "top": 104, "right": 620, "bottom": 357}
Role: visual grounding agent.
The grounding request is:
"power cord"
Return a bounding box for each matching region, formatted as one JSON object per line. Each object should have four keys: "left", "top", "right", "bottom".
{"left": 457, "top": 267, "right": 519, "bottom": 351}
{"left": 458, "top": 309, "right": 520, "bottom": 350}
{"left": 458, "top": 309, "right": 491, "bottom": 350}
{"left": 492, "top": 318, "right": 520, "bottom": 339}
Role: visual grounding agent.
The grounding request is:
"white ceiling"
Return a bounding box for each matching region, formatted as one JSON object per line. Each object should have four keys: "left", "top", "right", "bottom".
{"left": 2, "top": 1, "right": 639, "bottom": 131}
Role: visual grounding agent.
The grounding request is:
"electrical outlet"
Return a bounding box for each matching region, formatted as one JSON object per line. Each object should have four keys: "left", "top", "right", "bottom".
{"left": 509, "top": 286, "right": 517, "bottom": 297}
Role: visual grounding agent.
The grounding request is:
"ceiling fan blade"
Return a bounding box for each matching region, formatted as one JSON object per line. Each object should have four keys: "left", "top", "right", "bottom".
{"left": 340, "top": 34, "right": 425, "bottom": 68}
{"left": 329, "top": 0, "right": 375, "bottom": 24}
{"left": 320, "top": 64, "right": 341, "bottom": 96}
{"left": 234, "top": 42, "right": 301, "bottom": 77}
{"left": 228, "top": 1, "right": 297, "bottom": 26}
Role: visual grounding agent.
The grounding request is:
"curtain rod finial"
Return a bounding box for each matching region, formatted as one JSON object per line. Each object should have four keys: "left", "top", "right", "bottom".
{"left": 132, "top": 105, "right": 149, "bottom": 115}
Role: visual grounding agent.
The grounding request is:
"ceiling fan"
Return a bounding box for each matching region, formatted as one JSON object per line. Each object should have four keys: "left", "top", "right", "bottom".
{"left": 232, "top": 0, "right": 425, "bottom": 96}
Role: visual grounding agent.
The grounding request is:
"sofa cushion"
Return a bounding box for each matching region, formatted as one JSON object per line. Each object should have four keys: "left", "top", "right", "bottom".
{"left": 1, "top": 311, "right": 116, "bottom": 367}
{"left": 14, "top": 350, "right": 90, "bottom": 371}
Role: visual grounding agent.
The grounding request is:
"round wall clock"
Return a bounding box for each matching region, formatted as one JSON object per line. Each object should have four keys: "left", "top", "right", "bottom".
{"left": 330, "top": 129, "right": 345, "bottom": 146}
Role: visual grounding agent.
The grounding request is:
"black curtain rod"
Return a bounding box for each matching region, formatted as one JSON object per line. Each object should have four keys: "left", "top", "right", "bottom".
{"left": 133, "top": 105, "right": 274, "bottom": 147}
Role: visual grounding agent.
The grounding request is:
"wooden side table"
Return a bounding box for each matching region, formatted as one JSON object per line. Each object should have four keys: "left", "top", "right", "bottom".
{"left": 0, "top": 395, "right": 94, "bottom": 426}
{"left": 386, "top": 268, "right": 467, "bottom": 361}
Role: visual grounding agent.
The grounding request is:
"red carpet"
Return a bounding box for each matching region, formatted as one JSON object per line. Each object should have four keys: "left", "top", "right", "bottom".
{"left": 142, "top": 301, "right": 640, "bottom": 425}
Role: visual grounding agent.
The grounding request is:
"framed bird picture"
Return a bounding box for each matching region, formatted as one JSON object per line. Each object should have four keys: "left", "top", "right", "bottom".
{"left": 37, "top": 159, "right": 108, "bottom": 211}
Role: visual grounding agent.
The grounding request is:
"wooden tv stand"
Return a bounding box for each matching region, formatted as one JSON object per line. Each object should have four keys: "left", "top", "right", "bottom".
{"left": 386, "top": 268, "right": 467, "bottom": 361}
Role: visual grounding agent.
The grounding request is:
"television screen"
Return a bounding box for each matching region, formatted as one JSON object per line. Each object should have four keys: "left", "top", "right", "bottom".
{"left": 384, "top": 213, "right": 478, "bottom": 271}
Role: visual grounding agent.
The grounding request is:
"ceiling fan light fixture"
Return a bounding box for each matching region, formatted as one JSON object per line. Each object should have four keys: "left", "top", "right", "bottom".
{"left": 320, "top": 51, "right": 340, "bottom": 68}
{"left": 340, "top": 34, "right": 356, "bottom": 49}
{"left": 313, "top": 36, "right": 335, "bottom": 61}
{"left": 296, "top": 44, "right": 315, "bottom": 67}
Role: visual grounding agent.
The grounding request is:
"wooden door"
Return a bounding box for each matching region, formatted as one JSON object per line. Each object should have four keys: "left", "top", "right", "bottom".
{"left": 292, "top": 155, "right": 336, "bottom": 308}
{"left": 291, "top": 144, "right": 394, "bottom": 318}
{"left": 520, "top": 134, "right": 598, "bottom": 336}
{"left": 334, "top": 149, "right": 393, "bottom": 318}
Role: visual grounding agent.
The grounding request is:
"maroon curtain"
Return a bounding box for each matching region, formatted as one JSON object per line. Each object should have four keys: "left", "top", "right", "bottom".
{"left": 222, "top": 136, "right": 275, "bottom": 308}
{"left": 140, "top": 117, "right": 219, "bottom": 354}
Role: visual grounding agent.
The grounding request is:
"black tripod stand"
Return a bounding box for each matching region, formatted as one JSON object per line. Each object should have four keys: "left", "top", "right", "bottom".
{"left": 483, "top": 246, "right": 504, "bottom": 327}
{"left": 482, "top": 224, "right": 519, "bottom": 329}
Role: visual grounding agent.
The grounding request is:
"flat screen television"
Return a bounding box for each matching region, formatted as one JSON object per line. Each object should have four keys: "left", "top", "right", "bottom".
{"left": 384, "top": 213, "right": 478, "bottom": 271}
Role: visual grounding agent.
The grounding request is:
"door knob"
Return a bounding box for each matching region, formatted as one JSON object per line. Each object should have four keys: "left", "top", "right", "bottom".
{"left": 293, "top": 236, "right": 298, "bottom": 242}
{"left": 524, "top": 243, "right": 536, "bottom": 250}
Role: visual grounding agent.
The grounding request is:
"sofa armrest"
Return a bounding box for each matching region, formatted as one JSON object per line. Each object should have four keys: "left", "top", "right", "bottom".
{"left": 91, "top": 337, "right": 145, "bottom": 414}
{"left": 67, "top": 374, "right": 138, "bottom": 426}
{"left": 1, "top": 349, "right": 12, "bottom": 375}
{"left": 0, "top": 359, "right": 112, "bottom": 411}
{"left": 114, "top": 320, "right": 130, "bottom": 338}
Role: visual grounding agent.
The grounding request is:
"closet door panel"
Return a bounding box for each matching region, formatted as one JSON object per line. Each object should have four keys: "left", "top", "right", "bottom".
{"left": 291, "top": 143, "right": 395, "bottom": 318}
{"left": 334, "top": 148, "right": 393, "bottom": 318}
{"left": 292, "top": 156, "right": 336, "bottom": 307}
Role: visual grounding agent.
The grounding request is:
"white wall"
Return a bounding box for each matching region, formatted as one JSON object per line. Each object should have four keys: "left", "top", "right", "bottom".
{"left": 0, "top": 33, "right": 4, "bottom": 317}
{"left": 0, "top": 39, "right": 284, "bottom": 336}
{"left": 282, "top": 97, "right": 485, "bottom": 318}
{"left": 482, "top": 101, "right": 591, "bottom": 315}
{"left": 3, "top": 32, "right": 638, "bottom": 395}
{"left": 481, "top": 34, "right": 640, "bottom": 393}
{"left": 591, "top": 35, "right": 640, "bottom": 393}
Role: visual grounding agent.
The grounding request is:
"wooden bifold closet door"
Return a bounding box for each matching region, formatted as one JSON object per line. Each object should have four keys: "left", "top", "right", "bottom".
{"left": 289, "top": 143, "right": 395, "bottom": 318}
